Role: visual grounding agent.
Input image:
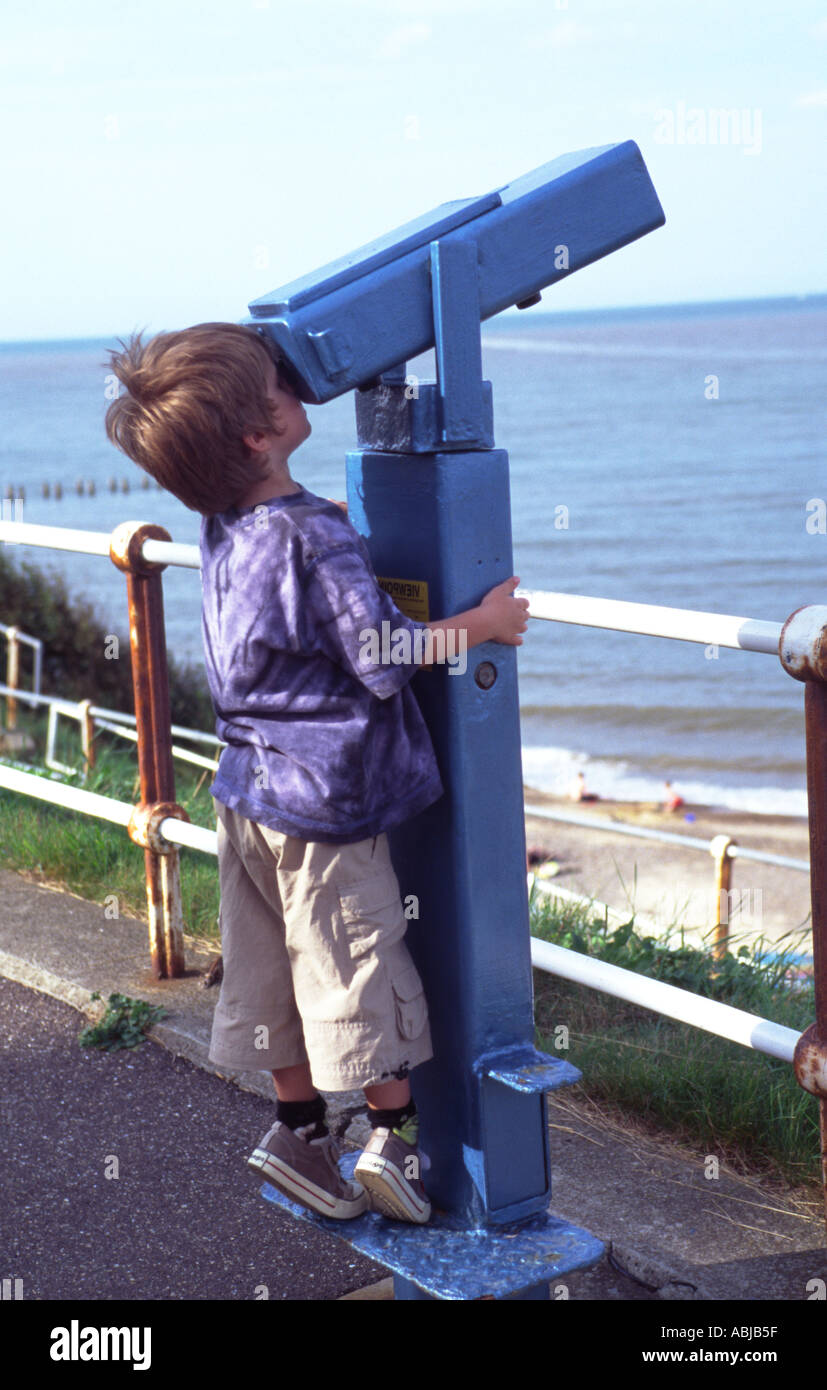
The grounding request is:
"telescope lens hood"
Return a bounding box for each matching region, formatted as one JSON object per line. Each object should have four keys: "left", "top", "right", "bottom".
{"left": 252, "top": 326, "right": 307, "bottom": 399}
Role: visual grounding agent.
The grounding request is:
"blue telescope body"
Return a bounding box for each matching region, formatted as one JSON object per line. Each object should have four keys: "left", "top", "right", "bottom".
{"left": 245, "top": 140, "right": 664, "bottom": 403}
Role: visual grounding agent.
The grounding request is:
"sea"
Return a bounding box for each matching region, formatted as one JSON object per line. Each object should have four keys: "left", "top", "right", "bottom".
{"left": 1, "top": 294, "right": 825, "bottom": 818}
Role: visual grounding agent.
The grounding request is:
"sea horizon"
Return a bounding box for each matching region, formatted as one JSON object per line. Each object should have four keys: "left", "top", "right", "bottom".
{"left": 2, "top": 289, "right": 827, "bottom": 349}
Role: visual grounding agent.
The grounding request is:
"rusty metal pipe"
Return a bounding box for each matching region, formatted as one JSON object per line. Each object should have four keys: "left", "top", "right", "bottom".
{"left": 709, "top": 834, "right": 736, "bottom": 961}
{"left": 5, "top": 624, "right": 19, "bottom": 730}
{"left": 110, "top": 521, "right": 187, "bottom": 979}
{"left": 779, "top": 607, "right": 827, "bottom": 1236}
{"left": 79, "top": 697, "right": 96, "bottom": 773}
{"left": 802, "top": 681, "right": 827, "bottom": 1036}
{"left": 797, "top": 682, "right": 827, "bottom": 1235}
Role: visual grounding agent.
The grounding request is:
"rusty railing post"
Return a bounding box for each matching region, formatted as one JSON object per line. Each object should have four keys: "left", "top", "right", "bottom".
{"left": 779, "top": 605, "right": 827, "bottom": 1235}
{"left": 709, "top": 833, "right": 736, "bottom": 960}
{"left": 5, "top": 624, "right": 19, "bottom": 730}
{"left": 110, "top": 521, "right": 188, "bottom": 979}
{"left": 79, "top": 697, "right": 96, "bottom": 775}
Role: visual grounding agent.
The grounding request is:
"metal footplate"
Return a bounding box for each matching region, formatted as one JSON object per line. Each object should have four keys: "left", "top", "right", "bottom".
{"left": 260, "top": 1160, "right": 605, "bottom": 1301}
{"left": 475, "top": 1043, "right": 583, "bottom": 1093}
{"left": 259, "top": 1048, "right": 601, "bottom": 1300}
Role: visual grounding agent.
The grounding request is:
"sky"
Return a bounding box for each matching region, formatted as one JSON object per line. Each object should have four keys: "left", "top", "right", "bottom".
{"left": 2, "top": 0, "right": 825, "bottom": 341}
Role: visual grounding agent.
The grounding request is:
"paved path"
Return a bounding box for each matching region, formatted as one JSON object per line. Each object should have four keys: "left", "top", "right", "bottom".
{"left": 0, "top": 864, "right": 824, "bottom": 1309}
{"left": 0, "top": 977, "right": 383, "bottom": 1302}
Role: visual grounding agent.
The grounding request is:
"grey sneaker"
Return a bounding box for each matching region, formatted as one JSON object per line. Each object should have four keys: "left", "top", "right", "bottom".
{"left": 248, "top": 1120, "right": 368, "bottom": 1220}
{"left": 354, "top": 1122, "right": 431, "bottom": 1224}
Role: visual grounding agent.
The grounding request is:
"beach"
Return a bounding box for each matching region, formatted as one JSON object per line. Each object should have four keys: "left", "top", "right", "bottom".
{"left": 523, "top": 786, "right": 812, "bottom": 958}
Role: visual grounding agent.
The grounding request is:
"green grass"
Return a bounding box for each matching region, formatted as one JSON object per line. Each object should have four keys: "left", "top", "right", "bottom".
{"left": 79, "top": 991, "right": 168, "bottom": 1051}
{"left": 531, "top": 885, "right": 820, "bottom": 1188}
{"left": 0, "top": 546, "right": 220, "bottom": 935}
{"left": 0, "top": 717, "right": 222, "bottom": 945}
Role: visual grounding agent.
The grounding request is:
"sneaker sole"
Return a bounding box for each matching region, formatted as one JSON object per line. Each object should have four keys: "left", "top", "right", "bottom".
{"left": 248, "top": 1148, "right": 368, "bottom": 1220}
{"left": 354, "top": 1152, "right": 431, "bottom": 1224}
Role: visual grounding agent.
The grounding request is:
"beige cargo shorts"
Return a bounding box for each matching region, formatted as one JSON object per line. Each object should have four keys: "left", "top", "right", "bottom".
{"left": 208, "top": 800, "right": 433, "bottom": 1092}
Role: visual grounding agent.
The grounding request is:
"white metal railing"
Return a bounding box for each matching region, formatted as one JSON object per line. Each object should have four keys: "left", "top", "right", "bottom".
{"left": 98, "top": 707, "right": 223, "bottom": 747}
{"left": 524, "top": 803, "right": 810, "bottom": 874}
{"left": 0, "top": 683, "right": 223, "bottom": 775}
{"left": 0, "top": 519, "right": 200, "bottom": 570}
{"left": 0, "top": 754, "right": 804, "bottom": 1065}
{"left": 0, "top": 523, "right": 791, "bottom": 649}
{"left": 0, "top": 761, "right": 217, "bottom": 855}
{"left": 0, "top": 520, "right": 813, "bottom": 1070}
{"left": 0, "top": 623, "right": 42, "bottom": 701}
{"left": 515, "top": 588, "right": 782, "bottom": 654}
{"left": 529, "top": 874, "right": 662, "bottom": 933}
{"left": 529, "top": 935, "right": 800, "bottom": 1063}
{"left": 93, "top": 718, "right": 220, "bottom": 772}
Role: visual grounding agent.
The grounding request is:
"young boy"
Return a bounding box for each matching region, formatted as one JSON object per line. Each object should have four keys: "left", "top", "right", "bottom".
{"left": 105, "top": 321, "right": 529, "bottom": 1224}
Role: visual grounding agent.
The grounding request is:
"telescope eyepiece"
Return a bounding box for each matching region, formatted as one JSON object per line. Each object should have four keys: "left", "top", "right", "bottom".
{"left": 254, "top": 328, "right": 304, "bottom": 397}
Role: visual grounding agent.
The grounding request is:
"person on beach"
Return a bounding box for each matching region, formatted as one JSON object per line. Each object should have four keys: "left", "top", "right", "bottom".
{"left": 569, "top": 770, "right": 599, "bottom": 803}
{"left": 104, "top": 321, "right": 529, "bottom": 1225}
{"left": 662, "top": 780, "right": 685, "bottom": 813}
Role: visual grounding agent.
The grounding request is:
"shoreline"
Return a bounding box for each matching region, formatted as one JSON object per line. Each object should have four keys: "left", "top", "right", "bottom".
{"left": 523, "top": 784, "right": 810, "bottom": 843}
{"left": 522, "top": 785, "right": 812, "bottom": 952}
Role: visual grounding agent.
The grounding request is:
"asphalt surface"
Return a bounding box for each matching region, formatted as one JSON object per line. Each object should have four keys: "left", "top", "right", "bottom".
{"left": 0, "top": 977, "right": 384, "bottom": 1302}
{"left": 0, "top": 976, "right": 666, "bottom": 1304}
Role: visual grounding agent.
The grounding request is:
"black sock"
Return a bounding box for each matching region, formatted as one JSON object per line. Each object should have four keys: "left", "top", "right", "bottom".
{"left": 276, "top": 1094, "right": 328, "bottom": 1137}
{"left": 367, "top": 1099, "right": 417, "bottom": 1133}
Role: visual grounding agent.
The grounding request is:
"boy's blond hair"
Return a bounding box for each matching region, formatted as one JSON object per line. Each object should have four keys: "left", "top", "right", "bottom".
{"left": 104, "top": 322, "right": 286, "bottom": 516}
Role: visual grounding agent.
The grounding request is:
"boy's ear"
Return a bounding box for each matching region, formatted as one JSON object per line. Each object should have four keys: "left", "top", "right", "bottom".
{"left": 245, "top": 397, "right": 284, "bottom": 451}
{"left": 243, "top": 429, "right": 270, "bottom": 452}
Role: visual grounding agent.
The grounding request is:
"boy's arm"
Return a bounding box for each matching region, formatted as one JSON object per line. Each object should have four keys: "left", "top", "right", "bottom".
{"left": 321, "top": 505, "right": 525, "bottom": 653}
{"left": 318, "top": 509, "right": 527, "bottom": 653}
{"left": 304, "top": 536, "right": 528, "bottom": 694}
{"left": 421, "top": 577, "right": 529, "bottom": 665}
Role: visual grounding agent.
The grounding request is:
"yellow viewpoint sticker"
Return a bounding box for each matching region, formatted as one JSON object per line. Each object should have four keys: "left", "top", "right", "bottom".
{"left": 377, "top": 576, "right": 430, "bottom": 623}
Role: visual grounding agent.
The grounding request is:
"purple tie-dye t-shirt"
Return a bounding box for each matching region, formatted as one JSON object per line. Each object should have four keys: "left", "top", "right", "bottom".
{"left": 199, "top": 485, "right": 444, "bottom": 843}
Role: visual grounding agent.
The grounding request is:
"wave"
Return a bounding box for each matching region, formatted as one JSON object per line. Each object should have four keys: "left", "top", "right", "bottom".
{"left": 521, "top": 743, "right": 808, "bottom": 819}
{"left": 482, "top": 335, "right": 827, "bottom": 363}
{"left": 519, "top": 701, "right": 803, "bottom": 736}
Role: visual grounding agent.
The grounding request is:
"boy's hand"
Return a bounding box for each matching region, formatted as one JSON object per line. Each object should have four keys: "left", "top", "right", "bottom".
{"left": 328, "top": 498, "right": 348, "bottom": 514}
{"left": 480, "top": 576, "right": 530, "bottom": 645}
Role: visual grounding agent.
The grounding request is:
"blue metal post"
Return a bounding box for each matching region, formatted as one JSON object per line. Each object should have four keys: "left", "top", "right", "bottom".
{"left": 348, "top": 439, "right": 566, "bottom": 1216}
{"left": 345, "top": 288, "right": 577, "bottom": 1298}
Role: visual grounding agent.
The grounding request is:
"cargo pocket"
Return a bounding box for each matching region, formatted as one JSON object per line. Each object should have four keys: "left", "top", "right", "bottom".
{"left": 391, "top": 963, "right": 428, "bottom": 1041}
{"left": 337, "top": 877, "right": 404, "bottom": 961}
